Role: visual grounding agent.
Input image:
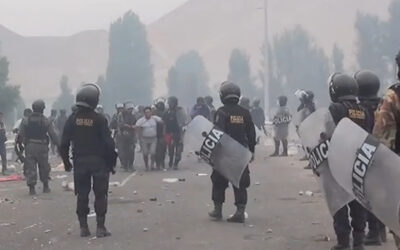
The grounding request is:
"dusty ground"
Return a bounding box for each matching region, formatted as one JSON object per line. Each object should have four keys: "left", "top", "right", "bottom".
{"left": 0, "top": 143, "right": 396, "bottom": 250}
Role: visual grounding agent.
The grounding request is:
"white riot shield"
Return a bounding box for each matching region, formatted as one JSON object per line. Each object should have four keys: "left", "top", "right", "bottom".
{"left": 329, "top": 118, "right": 400, "bottom": 235}
{"left": 298, "top": 108, "right": 354, "bottom": 215}
{"left": 185, "top": 116, "right": 252, "bottom": 188}
{"left": 292, "top": 108, "right": 309, "bottom": 129}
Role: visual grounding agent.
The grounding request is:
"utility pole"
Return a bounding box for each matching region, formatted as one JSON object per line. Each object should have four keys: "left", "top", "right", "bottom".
{"left": 263, "top": 0, "right": 270, "bottom": 120}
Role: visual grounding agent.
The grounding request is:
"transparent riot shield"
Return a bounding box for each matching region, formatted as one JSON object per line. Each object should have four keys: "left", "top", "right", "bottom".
{"left": 184, "top": 116, "right": 252, "bottom": 188}
{"left": 298, "top": 108, "right": 354, "bottom": 215}
{"left": 329, "top": 118, "right": 400, "bottom": 235}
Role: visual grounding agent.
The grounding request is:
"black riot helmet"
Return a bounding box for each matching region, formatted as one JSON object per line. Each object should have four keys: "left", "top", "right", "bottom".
{"left": 278, "top": 96, "right": 288, "bottom": 107}
{"left": 328, "top": 73, "right": 358, "bottom": 103}
{"left": 354, "top": 70, "right": 380, "bottom": 98}
{"left": 32, "top": 99, "right": 46, "bottom": 113}
{"left": 168, "top": 96, "right": 178, "bottom": 109}
{"left": 156, "top": 101, "right": 165, "bottom": 111}
{"left": 219, "top": 81, "right": 241, "bottom": 104}
{"left": 75, "top": 83, "right": 100, "bottom": 110}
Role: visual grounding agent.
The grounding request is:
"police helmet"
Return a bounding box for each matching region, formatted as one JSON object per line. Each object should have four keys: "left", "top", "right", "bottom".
{"left": 354, "top": 70, "right": 380, "bottom": 98}
{"left": 124, "top": 102, "right": 135, "bottom": 110}
{"left": 328, "top": 73, "right": 358, "bottom": 103}
{"left": 219, "top": 81, "right": 241, "bottom": 104}
{"left": 168, "top": 96, "right": 178, "bottom": 108}
{"left": 32, "top": 99, "right": 46, "bottom": 113}
{"left": 75, "top": 83, "right": 100, "bottom": 109}
{"left": 156, "top": 101, "right": 165, "bottom": 111}
{"left": 278, "top": 96, "right": 288, "bottom": 106}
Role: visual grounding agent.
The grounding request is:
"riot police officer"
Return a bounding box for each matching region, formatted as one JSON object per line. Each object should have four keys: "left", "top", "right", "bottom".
{"left": 59, "top": 84, "right": 116, "bottom": 238}
{"left": 18, "top": 100, "right": 58, "bottom": 195}
{"left": 271, "top": 96, "right": 291, "bottom": 157}
{"left": 208, "top": 81, "right": 256, "bottom": 223}
{"left": 328, "top": 73, "right": 370, "bottom": 250}
{"left": 354, "top": 70, "right": 386, "bottom": 245}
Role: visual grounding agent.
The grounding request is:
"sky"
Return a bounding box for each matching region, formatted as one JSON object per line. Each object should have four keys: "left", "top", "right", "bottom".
{"left": 0, "top": 0, "right": 188, "bottom": 36}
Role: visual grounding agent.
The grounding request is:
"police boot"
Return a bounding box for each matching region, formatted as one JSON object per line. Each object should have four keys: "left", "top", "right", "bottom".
{"left": 29, "top": 185, "right": 36, "bottom": 196}
{"left": 208, "top": 202, "right": 223, "bottom": 220}
{"left": 280, "top": 140, "right": 288, "bottom": 157}
{"left": 43, "top": 182, "right": 51, "bottom": 193}
{"left": 78, "top": 216, "right": 91, "bottom": 237}
{"left": 227, "top": 204, "right": 245, "bottom": 223}
{"left": 364, "top": 231, "right": 381, "bottom": 246}
{"left": 353, "top": 232, "right": 365, "bottom": 250}
{"left": 96, "top": 216, "right": 111, "bottom": 238}
{"left": 331, "top": 234, "right": 350, "bottom": 250}
{"left": 270, "top": 139, "right": 280, "bottom": 157}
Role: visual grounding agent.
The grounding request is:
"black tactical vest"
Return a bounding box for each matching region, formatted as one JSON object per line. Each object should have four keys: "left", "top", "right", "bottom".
{"left": 25, "top": 114, "right": 48, "bottom": 141}
{"left": 71, "top": 109, "right": 105, "bottom": 158}
{"left": 342, "top": 101, "right": 370, "bottom": 131}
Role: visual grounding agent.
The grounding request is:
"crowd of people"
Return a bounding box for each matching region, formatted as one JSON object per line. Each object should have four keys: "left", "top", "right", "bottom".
{"left": 0, "top": 50, "right": 399, "bottom": 250}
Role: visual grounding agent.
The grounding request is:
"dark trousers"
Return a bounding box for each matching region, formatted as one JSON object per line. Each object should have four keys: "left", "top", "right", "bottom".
{"left": 211, "top": 167, "right": 250, "bottom": 205}
{"left": 155, "top": 139, "right": 166, "bottom": 168}
{"left": 119, "top": 136, "right": 135, "bottom": 170}
{"left": 74, "top": 156, "right": 110, "bottom": 218}
{"left": 167, "top": 133, "right": 183, "bottom": 166}
{"left": 0, "top": 142, "right": 6, "bottom": 170}
{"left": 367, "top": 211, "right": 385, "bottom": 236}
{"left": 333, "top": 200, "right": 366, "bottom": 238}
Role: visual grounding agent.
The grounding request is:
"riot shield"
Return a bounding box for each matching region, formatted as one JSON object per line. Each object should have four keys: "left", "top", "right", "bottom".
{"left": 184, "top": 116, "right": 252, "bottom": 188}
{"left": 329, "top": 118, "right": 400, "bottom": 235}
{"left": 292, "top": 108, "right": 309, "bottom": 130}
{"left": 298, "top": 108, "right": 354, "bottom": 215}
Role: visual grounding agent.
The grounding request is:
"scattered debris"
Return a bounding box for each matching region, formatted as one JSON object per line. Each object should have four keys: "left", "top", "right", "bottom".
{"left": 248, "top": 224, "right": 254, "bottom": 228}
{"left": 62, "top": 181, "right": 75, "bottom": 192}
{"left": 314, "top": 234, "right": 330, "bottom": 242}
{"left": 53, "top": 163, "right": 65, "bottom": 172}
{"left": 143, "top": 227, "right": 149, "bottom": 232}
{"left": 149, "top": 197, "right": 157, "bottom": 202}
{"left": 88, "top": 212, "right": 96, "bottom": 218}
{"left": 0, "top": 222, "right": 12, "bottom": 227}
{"left": 176, "top": 237, "right": 181, "bottom": 240}
{"left": 196, "top": 173, "right": 208, "bottom": 177}
{"left": 89, "top": 236, "right": 97, "bottom": 241}
{"left": 166, "top": 200, "right": 175, "bottom": 204}
{"left": 137, "top": 209, "right": 143, "bottom": 213}
{"left": 255, "top": 182, "right": 261, "bottom": 185}
{"left": 298, "top": 191, "right": 304, "bottom": 196}
{"left": 109, "top": 181, "right": 121, "bottom": 187}
{"left": 178, "top": 178, "right": 186, "bottom": 182}
{"left": 162, "top": 178, "right": 179, "bottom": 183}
{"left": 67, "top": 228, "right": 72, "bottom": 235}
{"left": 0, "top": 174, "right": 23, "bottom": 182}
{"left": 44, "top": 229, "right": 52, "bottom": 233}
{"left": 23, "top": 224, "right": 37, "bottom": 230}
{"left": 133, "top": 190, "right": 138, "bottom": 195}
{"left": 55, "top": 175, "right": 68, "bottom": 179}
{"left": 266, "top": 228, "right": 273, "bottom": 234}
{"left": 305, "top": 191, "right": 314, "bottom": 196}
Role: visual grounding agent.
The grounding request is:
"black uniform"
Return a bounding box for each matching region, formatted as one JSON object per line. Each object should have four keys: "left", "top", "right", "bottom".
{"left": 329, "top": 97, "right": 372, "bottom": 248}
{"left": 212, "top": 104, "right": 256, "bottom": 206}
{"left": 60, "top": 106, "right": 115, "bottom": 235}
